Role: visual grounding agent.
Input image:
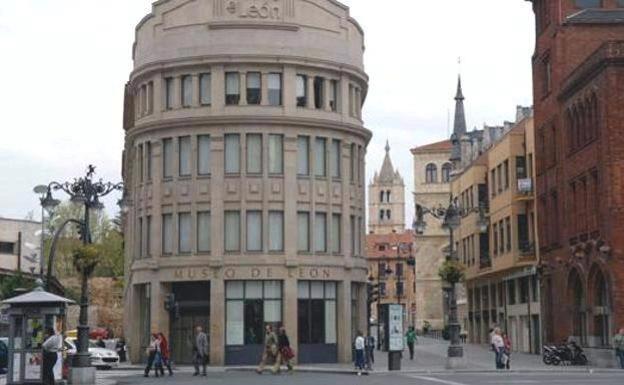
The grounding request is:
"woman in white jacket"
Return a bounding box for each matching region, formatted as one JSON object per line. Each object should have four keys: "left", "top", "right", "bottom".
{"left": 491, "top": 327, "right": 505, "bottom": 369}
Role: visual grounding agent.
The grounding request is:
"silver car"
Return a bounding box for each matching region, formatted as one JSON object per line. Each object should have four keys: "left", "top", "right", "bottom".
{"left": 64, "top": 338, "right": 119, "bottom": 369}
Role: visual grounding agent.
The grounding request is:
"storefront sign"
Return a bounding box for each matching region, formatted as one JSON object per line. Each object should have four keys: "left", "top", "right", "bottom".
{"left": 172, "top": 266, "right": 334, "bottom": 280}
{"left": 226, "top": 0, "right": 282, "bottom": 20}
{"left": 387, "top": 304, "right": 404, "bottom": 352}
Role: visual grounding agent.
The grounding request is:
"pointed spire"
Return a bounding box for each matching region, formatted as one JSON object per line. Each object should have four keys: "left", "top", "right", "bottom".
{"left": 379, "top": 140, "right": 395, "bottom": 183}
{"left": 385, "top": 140, "right": 390, "bottom": 153}
{"left": 455, "top": 75, "right": 464, "bottom": 101}
{"left": 450, "top": 74, "right": 467, "bottom": 164}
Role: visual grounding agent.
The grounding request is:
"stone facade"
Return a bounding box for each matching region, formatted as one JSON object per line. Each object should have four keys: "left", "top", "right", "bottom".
{"left": 368, "top": 141, "right": 405, "bottom": 235}
{"left": 528, "top": 0, "right": 624, "bottom": 367}
{"left": 0, "top": 218, "right": 41, "bottom": 276}
{"left": 410, "top": 140, "right": 452, "bottom": 330}
{"left": 122, "top": 0, "right": 370, "bottom": 366}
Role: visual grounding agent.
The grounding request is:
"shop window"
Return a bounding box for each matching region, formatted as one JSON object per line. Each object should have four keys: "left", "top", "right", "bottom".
{"left": 330, "top": 139, "right": 341, "bottom": 178}
{"left": 296, "top": 75, "right": 308, "bottom": 107}
{"left": 246, "top": 211, "right": 262, "bottom": 252}
{"left": 246, "top": 134, "right": 262, "bottom": 174}
{"left": 224, "top": 134, "right": 241, "bottom": 174}
{"left": 162, "top": 213, "right": 173, "bottom": 255}
{"left": 268, "top": 73, "right": 282, "bottom": 106}
{"left": 298, "top": 212, "right": 310, "bottom": 252}
{"left": 226, "top": 281, "right": 283, "bottom": 346}
{"left": 197, "top": 135, "right": 211, "bottom": 176}
{"left": 178, "top": 212, "right": 191, "bottom": 254}
{"left": 197, "top": 211, "right": 211, "bottom": 253}
{"left": 268, "top": 135, "right": 283, "bottom": 174}
{"left": 162, "top": 138, "right": 174, "bottom": 179}
{"left": 298, "top": 281, "right": 337, "bottom": 344}
{"left": 315, "top": 212, "right": 327, "bottom": 253}
{"left": 314, "top": 77, "right": 324, "bottom": 109}
{"left": 315, "top": 138, "right": 327, "bottom": 177}
{"left": 181, "top": 75, "right": 193, "bottom": 107}
{"left": 269, "top": 211, "right": 284, "bottom": 252}
{"left": 225, "top": 72, "right": 240, "bottom": 105}
{"left": 165, "top": 77, "right": 174, "bottom": 109}
{"left": 200, "top": 73, "right": 211, "bottom": 105}
{"left": 179, "top": 136, "right": 191, "bottom": 177}
{"left": 225, "top": 211, "right": 241, "bottom": 252}
{"left": 297, "top": 136, "right": 310, "bottom": 176}
{"left": 425, "top": 164, "right": 437, "bottom": 183}
{"left": 329, "top": 80, "right": 338, "bottom": 111}
{"left": 331, "top": 214, "right": 341, "bottom": 254}
{"left": 246, "top": 72, "right": 261, "bottom": 105}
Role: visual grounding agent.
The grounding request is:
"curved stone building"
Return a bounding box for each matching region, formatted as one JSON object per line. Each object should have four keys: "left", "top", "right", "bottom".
{"left": 121, "top": 0, "right": 370, "bottom": 366}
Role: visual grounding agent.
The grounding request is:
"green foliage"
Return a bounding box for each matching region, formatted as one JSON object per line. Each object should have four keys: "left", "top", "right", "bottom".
{"left": 0, "top": 273, "right": 35, "bottom": 300}
{"left": 73, "top": 245, "right": 101, "bottom": 277}
{"left": 438, "top": 260, "right": 466, "bottom": 284}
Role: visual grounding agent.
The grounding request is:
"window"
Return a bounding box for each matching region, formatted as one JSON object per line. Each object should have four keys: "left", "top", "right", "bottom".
{"left": 329, "top": 80, "right": 338, "bottom": 111}
{"left": 298, "top": 281, "right": 337, "bottom": 344}
{"left": 503, "top": 160, "right": 509, "bottom": 189}
{"left": 350, "top": 215, "right": 356, "bottom": 256}
{"left": 298, "top": 212, "right": 310, "bottom": 252}
{"left": 441, "top": 163, "right": 452, "bottom": 183}
{"left": 146, "top": 142, "right": 152, "bottom": 180}
{"left": 517, "top": 214, "right": 529, "bottom": 251}
{"left": 198, "top": 135, "right": 211, "bottom": 176}
{"left": 178, "top": 212, "right": 191, "bottom": 253}
{"left": 379, "top": 191, "right": 384, "bottom": 203}
{"left": 226, "top": 281, "right": 283, "bottom": 346}
{"left": 505, "top": 217, "right": 512, "bottom": 252}
{"left": 493, "top": 223, "right": 498, "bottom": 256}
{"left": 181, "top": 75, "right": 192, "bottom": 107}
{"left": 138, "top": 217, "right": 143, "bottom": 257}
{"left": 147, "top": 82, "right": 154, "bottom": 114}
{"left": 200, "top": 73, "right": 211, "bottom": 105}
{"left": 138, "top": 144, "right": 144, "bottom": 183}
{"left": 575, "top": 0, "right": 602, "bottom": 7}
{"left": 491, "top": 169, "right": 496, "bottom": 197}
{"left": 246, "top": 211, "right": 262, "bottom": 252}
{"left": 268, "top": 73, "right": 282, "bottom": 106}
{"left": 379, "top": 210, "right": 384, "bottom": 221}
{"left": 314, "top": 77, "right": 324, "bottom": 109}
{"left": 519, "top": 277, "right": 530, "bottom": 304}
{"left": 330, "top": 139, "right": 341, "bottom": 178}
{"left": 246, "top": 134, "right": 262, "bottom": 174}
{"left": 225, "top": 211, "right": 241, "bottom": 252}
{"left": 165, "top": 77, "right": 174, "bottom": 109}
{"left": 296, "top": 75, "right": 307, "bottom": 107}
{"left": 350, "top": 144, "right": 356, "bottom": 182}
{"left": 315, "top": 212, "right": 327, "bottom": 253}
{"left": 542, "top": 56, "right": 551, "bottom": 96}
{"left": 162, "top": 138, "right": 174, "bottom": 179}
{"left": 269, "top": 211, "right": 284, "bottom": 252}
{"left": 499, "top": 220, "right": 505, "bottom": 254}
{"left": 315, "top": 138, "right": 327, "bottom": 177}
{"left": 386, "top": 210, "right": 391, "bottom": 220}
{"left": 225, "top": 134, "right": 241, "bottom": 174}
{"left": 379, "top": 282, "right": 387, "bottom": 297}
{"left": 162, "top": 213, "right": 173, "bottom": 255}
{"left": 331, "top": 214, "right": 341, "bottom": 254}
{"left": 225, "top": 72, "right": 240, "bottom": 105}
{"left": 297, "top": 136, "right": 310, "bottom": 176}
{"left": 508, "top": 280, "right": 517, "bottom": 305}
{"left": 387, "top": 191, "right": 391, "bottom": 202}
{"left": 179, "top": 136, "right": 191, "bottom": 177}
{"left": 144, "top": 215, "right": 152, "bottom": 257}
{"left": 268, "top": 135, "right": 283, "bottom": 174}
{"left": 197, "top": 211, "right": 211, "bottom": 253}
{"left": 396, "top": 281, "right": 404, "bottom": 297}
{"left": 246, "top": 72, "right": 261, "bottom": 105}
{"left": 425, "top": 163, "right": 437, "bottom": 183}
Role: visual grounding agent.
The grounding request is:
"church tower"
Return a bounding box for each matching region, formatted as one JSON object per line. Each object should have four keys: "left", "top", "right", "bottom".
{"left": 368, "top": 141, "right": 405, "bottom": 234}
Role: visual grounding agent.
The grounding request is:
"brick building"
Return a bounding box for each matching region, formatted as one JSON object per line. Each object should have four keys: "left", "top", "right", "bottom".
{"left": 527, "top": 0, "right": 624, "bottom": 367}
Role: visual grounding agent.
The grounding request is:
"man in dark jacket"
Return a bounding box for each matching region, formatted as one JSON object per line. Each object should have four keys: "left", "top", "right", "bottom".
{"left": 193, "top": 326, "right": 208, "bottom": 376}
{"left": 277, "top": 326, "right": 293, "bottom": 372}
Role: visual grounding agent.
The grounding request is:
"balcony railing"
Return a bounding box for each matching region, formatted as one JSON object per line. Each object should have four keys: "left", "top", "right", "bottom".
{"left": 519, "top": 241, "right": 535, "bottom": 256}
{"left": 479, "top": 256, "right": 492, "bottom": 269}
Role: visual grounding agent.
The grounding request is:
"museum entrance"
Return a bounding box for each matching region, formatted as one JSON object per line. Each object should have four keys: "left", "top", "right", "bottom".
{"left": 170, "top": 281, "right": 210, "bottom": 365}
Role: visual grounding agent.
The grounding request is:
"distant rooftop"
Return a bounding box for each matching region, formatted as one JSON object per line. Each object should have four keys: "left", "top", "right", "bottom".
{"left": 410, "top": 140, "right": 452, "bottom": 154}
{"left": 0, "top": 217, "right": 41, "bottom": 226}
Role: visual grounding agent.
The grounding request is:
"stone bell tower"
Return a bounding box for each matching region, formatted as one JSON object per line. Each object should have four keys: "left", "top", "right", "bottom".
{"left": 368, "top": 141, "right": 406, "bottom": 234}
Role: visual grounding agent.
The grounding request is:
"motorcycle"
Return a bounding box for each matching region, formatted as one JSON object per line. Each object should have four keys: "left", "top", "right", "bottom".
{"left": 542, "top": 345, "right": 561, "bottom": 365}
{"left": 542, "top": 341, "right": 588, "bottom": 366}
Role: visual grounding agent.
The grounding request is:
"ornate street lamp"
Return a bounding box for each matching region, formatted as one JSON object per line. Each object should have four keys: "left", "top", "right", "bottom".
{"left": 413, "top": 197, "right": 488, "bottom": 369}
{"left": 39, "top": 165, "right": 127, "bottom": 383}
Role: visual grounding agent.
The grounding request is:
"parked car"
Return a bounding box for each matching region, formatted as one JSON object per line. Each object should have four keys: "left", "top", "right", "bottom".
{"left": 0, "top": 337, "right": 8, "bottom": 374}
{"left": 64, "top": 338, "right": 119, "bottom": 369}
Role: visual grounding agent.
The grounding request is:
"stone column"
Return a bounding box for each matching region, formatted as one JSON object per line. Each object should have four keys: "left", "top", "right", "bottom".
{"left": 150, "top": 280, "right": 164, "bottom": 334}
{"left": 283, "top": 276, "right": 299, "bottom": 363}
{"left": 306, "top": 74, "right": 315, "bottom": 109}
{"left": 192, "top": 73, "right": 200, "bottom": 107}
{"left": 239, "top": 72, "right": 247, "bottom": 106}
{"left": 323, "top": 78, "right": 331, "bottom": 112}
{"left": 283, "top": 65, "right": 296, "bottom": 114}
{"left": 212, "top": 65, "right": 225, "bottom": 113}
{"left": 261, "top": 72, "right": 269, "bottom": 106}
{"left": 209, "top": 276, "right": 225, "bottom": 365}
{"left": 337, "top": 280, "right": 353, "bottom": 363}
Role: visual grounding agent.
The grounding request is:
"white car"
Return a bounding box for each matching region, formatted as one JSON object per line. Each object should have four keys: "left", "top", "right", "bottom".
{"left": 64, "top": 339, "right": 119, "bottom": 369}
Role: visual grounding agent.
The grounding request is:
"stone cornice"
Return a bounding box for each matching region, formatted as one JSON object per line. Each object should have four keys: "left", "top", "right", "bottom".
{"left": 127, "top": 114, "right": 372, "bottom": 143}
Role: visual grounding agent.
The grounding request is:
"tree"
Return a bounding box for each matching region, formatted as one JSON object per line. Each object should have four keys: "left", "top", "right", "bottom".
{"left": 0, "top": 273, "right": 35, "bottom": 300}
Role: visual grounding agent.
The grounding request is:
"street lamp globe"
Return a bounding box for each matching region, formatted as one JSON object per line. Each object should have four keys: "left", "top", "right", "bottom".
{"left": 40, "top": 191, "right": 60, "bottom": 211}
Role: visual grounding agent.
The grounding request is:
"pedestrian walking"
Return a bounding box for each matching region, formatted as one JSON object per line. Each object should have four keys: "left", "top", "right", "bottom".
{"left": 406, "top": 326, "right": 417, "bottom": 360}
{"left": 276, "top": 326, "right": 294, "bottom": 373}
{"left": 365, "top": 334, "right": 375, "bottom": 370}
{"left": 256, "top": 324, "right": 279, "bottom": 374}
{"left": 158, "top": 332, "right": 174, "bottom": 376}
{"left": 144, "top": 333, "right": 162, "bottom": 378}
{"left": 116, "top": 338, "right": 127, "bottom": 362}
{"left": 354, "top": 330, "right": 366, "bottom": 376}
{"left": 614, "top": 327, "right": 624, "bottom": 369}
{"left": 193, "top": 326, "right": 209, "bottom": 376}
{"left": 41, "top": 327, "right": 61, "bottom": 385}
{"left": 491, "top": 327, "right": 505, "bottom": 370}
{"left": 502, "top": 332, "right": 512, "bottom": 370}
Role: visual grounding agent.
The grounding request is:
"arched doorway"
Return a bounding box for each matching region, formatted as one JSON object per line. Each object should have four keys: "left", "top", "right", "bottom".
{"left": 568, "top": 269, "right": 586, "bottom": 345}
{"left": 589, "top": 266, "right": 611, "bottom": 347}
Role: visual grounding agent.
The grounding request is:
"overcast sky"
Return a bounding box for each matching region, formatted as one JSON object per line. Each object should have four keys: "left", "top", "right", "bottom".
{"left": 0, "top": 0, "right": 535, "bottom": 225}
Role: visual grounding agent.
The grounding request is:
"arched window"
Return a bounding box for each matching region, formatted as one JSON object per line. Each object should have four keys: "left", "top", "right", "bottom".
{"left": 386, "top": 210, "right": 391, "bottom": 220}
{"left": 568, "top": 269, "right": 587, "bottom": 345}
{"left": 425, "top": 163, "right": 438, "bottom": 184}
{"left": 379, "top": 210, "right": 384, "bottom": 221}
{"left": 590, "top": 266, "right": 610, "bottom": 346}
{"left": 441, "top": 163, "right": 452, "bottom": 183}
{"left": 379, "top": 191, "right": 384, "bottom": 203}
{"left": 590, "top": 94, "right": 598, "bottom": 140}
{"left": 386, "top": 190, "right": 391, "bottom": 203}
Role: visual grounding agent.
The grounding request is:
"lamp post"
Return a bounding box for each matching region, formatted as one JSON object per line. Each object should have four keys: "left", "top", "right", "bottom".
{"left": 413, "top": 197, "right": 488, "bottom": 369}
{"left": 374, "top": 262, "right": 392, "bottom": 350}
{"left": 39, "top": 165, "right": 127, "bottom": 383}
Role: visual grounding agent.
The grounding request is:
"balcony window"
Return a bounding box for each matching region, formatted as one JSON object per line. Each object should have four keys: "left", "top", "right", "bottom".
{"left": 179, "top": 136, "right": 191, "bottom": 177}
{"left": 165, "top": 77, "right": 174, "bottom": 109}
{"left": 296, "top": 75, "right": 307, "bottom": 107}
{"left": 298, "top": 212, "right": 310, "bottom": 252}
{"left": 329, "top": 80, "right": 338, "bottom": 112}
{"left": 197, "top": 211, "right": 211, "bottom": 253}
{"left": 330, "top": 139, "right": 341, "bottom": 178}
{"left": 269, "top": 134, "right": 284, "bottom": 175}
{"left": 314, "top": 77, "right": 324, "bottom": 109}
{"left": 314, "top": 212, "right": 327, "bottom": 253}
{"left": 246, "top": 134, "right": 262, "bottom": 174}
{"left": 246, "top": 211, "right": 262, "bottom": 252}
{"left": 197, "top": 135, "right": 211, "bottom": 176}
{"left": 162, "top": 138, "right": 173, "bottom": 179}
{"left": 315, "top": 138, "right": 327, "bottom": 177}
{"left": 225, "top": 72, "right": 240, "bottom": 105}
{"left": 225, "top": 211, "right": 241, "bottom": 252}
{"left": 268, "top": 73, "right": 282, "bottom": 106}
{"left": 225, "top": 134, "right": 241, "bottom": 174}
{"left": 181, "top": 75, "right": 193, "bottom": 107}
{"left": 246, "top": 72, "right": 261, "bottom": 105}
{"left": 178, "top": 212, "right": 191, "bottom": 254}
{"left": 297, "top": 136, "right": 310, "bottom": 176}
{"left": 200, "top": 73, "right": 211, "bottom": 105}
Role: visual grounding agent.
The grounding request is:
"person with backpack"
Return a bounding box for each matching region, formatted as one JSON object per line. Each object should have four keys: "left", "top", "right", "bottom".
{"left": 406, "top": 326, "right": 418, "bottom": 360}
